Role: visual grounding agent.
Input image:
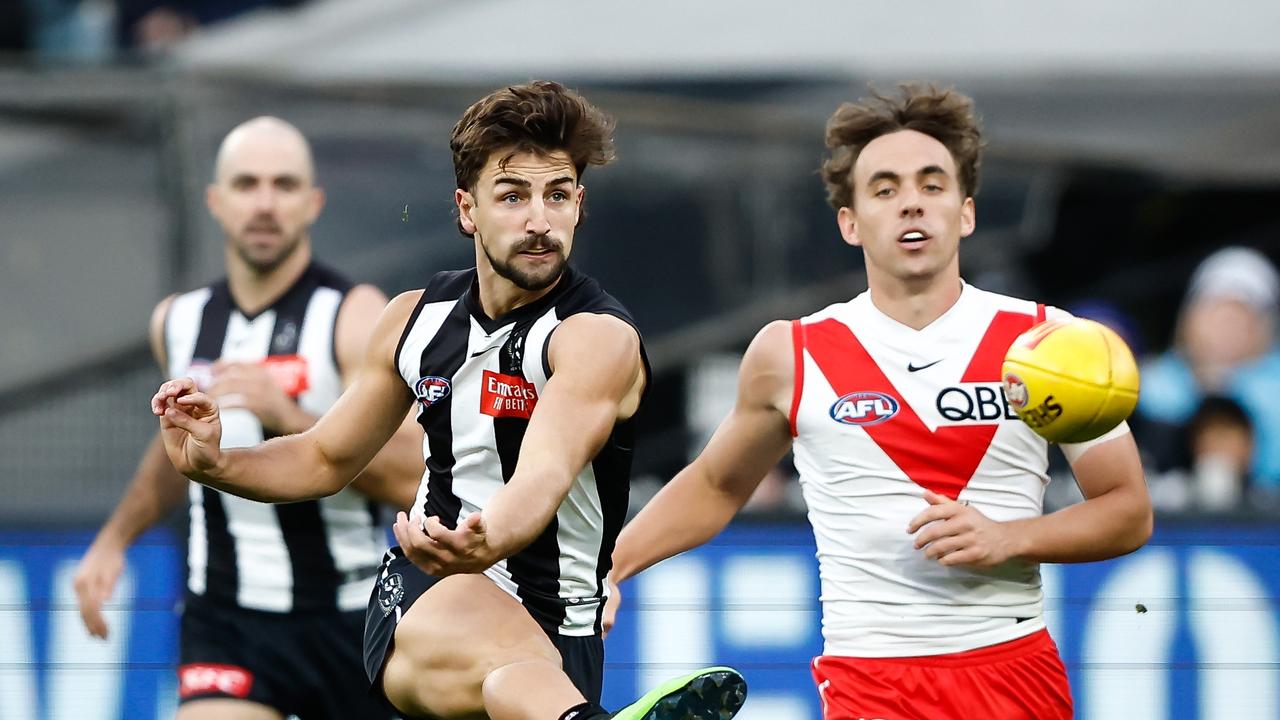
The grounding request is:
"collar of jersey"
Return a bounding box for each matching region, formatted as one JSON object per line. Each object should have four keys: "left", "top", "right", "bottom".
{"left": 462, "top": 265, "right": 577, "bottom": 335}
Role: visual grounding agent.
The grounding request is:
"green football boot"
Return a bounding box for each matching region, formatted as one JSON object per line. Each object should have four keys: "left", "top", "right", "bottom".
{"left": 611, "top": 666, "right": 747, "bottom": 720}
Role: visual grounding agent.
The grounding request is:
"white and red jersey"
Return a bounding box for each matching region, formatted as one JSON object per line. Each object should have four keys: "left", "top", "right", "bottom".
{"left": 791, "top": 282, "right": 1067, "bottom": 658}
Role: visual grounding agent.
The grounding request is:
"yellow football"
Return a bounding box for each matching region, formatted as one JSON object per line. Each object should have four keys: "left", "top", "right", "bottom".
{"left": 1001, "top": 317, "right": 1140, "bottom": 444}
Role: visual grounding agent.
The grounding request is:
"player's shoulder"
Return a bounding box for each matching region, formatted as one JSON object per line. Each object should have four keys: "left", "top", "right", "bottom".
{"left": 553, "top": 267, "right": 639, "bottom": 324}
{"left": 422, "top": 268, "right": 476, "bottom": 302}
{"left": 962, "top": 282, "right": 1062, "bottom": 319}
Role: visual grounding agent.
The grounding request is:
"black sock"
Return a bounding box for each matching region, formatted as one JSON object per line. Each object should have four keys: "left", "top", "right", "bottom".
{"left": 558, "top": 700, "right": 610, "bottom": 720}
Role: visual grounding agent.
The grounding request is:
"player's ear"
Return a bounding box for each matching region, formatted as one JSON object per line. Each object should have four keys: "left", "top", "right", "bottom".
{"left": 205, "top": 184, "right": 220, "bottom": 216}
{"left": 959, "top": 197, "right": 976, "bottom": 238}
{"left": 837, "top": 206, "right": 861, "bottom": 247}
{"left": 306, "top": 186, "right": 326, "bottom": 224}
{"left": 456, "top": 188, "right": 477, "bottom": 235}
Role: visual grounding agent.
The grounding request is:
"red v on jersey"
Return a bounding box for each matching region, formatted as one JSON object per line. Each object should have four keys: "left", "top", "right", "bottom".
{"left": 802, "top": 310, "right": 1038, "bottom": 499}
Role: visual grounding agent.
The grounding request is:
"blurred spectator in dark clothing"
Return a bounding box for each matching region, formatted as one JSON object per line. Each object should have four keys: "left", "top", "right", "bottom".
{"left": 1137, "top": 246, "right": 1280, "bottom": 494}
{"left": 1185, "top": 396, "right": 1254, "bottom": 512}
{"left": 116, "top": 0, "right": 306, "bottom": 51}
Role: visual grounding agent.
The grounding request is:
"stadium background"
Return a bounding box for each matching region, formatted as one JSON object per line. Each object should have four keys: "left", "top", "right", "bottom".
{"left": 2, "top": 1, "right": 1279, "bottom": 718}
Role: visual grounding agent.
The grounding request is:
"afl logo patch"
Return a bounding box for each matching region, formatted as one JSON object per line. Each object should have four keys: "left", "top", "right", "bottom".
{"left": 1002, "top": 372, "right": 1029, "bottom": 410}
{"left": 830, "top": 391, "right": 900, "bottom": 426}
{"left": 415, "top": 376, "right": 451, "bottom": 409}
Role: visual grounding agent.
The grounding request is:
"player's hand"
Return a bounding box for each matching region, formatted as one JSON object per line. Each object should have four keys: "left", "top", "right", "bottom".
{"left": 601, "top": 574, "right": 622, "bottom": 638}
{"left": 393, "top": 510, "right": 495, "bottom": 576}
{"left": 208, "top": 361, "right": 304, "bottom": 435}
{"left": 72, "top": 542, "right": 125, "bottom": 640}
{"left": 152, "top": 378, "right": 223, "bottom": 477}
{"left": 907, "top": 490, "right": 1013, "bottom": 568}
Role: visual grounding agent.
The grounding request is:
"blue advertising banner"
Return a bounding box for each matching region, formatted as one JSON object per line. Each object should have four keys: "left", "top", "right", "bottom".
{"left": 1, "top": 522, "right": 1277, "bottom": 719}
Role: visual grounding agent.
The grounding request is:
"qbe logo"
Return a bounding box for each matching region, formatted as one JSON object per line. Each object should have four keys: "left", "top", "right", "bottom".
{"left": 415, "top": 376, "right": 452, "bottom": 410}
{"left": 829, "top": 391, "right": 899, "bottom": 426}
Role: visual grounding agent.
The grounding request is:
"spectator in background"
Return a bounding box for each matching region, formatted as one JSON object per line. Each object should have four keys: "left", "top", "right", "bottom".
{"left": 1138, "top": 246, "right": 1280, "bottom": 495}
{"left": 1185, "top": 396, "right": 1254, "bottom": 512}
{"left": 116, "top": 0, "right": 306, "bottom": 52}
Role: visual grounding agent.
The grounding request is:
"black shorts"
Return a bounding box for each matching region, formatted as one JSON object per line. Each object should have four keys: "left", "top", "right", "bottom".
{"left": 179, "top": 594, "right": 396, "bottom": 719}
{"left": 364, "top": 547, "right": 604, "bottom": 705}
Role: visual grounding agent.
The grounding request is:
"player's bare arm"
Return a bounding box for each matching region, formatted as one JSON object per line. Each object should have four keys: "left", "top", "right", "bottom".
{"left": 154, "top": 290, "right": 421, "bottom": 503}
{"left": 392, "top": 312, "right": 645, "bottom": 576}
{"left": 610, "top": 319, "right": 796, "bottom": 585}
{"left": 335, "top": 284, "right": 425, "bottom": 509}
{"left": 75, "top": 295, "right": 189, "bottom": 639}
{"left": 909, "top": 431, "right": 1151, "bottom": 567}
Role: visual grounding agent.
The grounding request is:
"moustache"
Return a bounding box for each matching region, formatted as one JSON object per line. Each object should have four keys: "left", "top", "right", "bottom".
{"left": 514, "top": 234, "right": 563, "bottom": 254}
{"left": 244, "top": 216, "right": 282, "bottom": 233}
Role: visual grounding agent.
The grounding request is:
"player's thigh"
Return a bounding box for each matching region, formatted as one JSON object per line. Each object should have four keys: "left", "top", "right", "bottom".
{"left": 381, "top": 573, "right": 560, "bottom": 718}
{"left": 176, "top": 698, "right": 284, "bottom": 720}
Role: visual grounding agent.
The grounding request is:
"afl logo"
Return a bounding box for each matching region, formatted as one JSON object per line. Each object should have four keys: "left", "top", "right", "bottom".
{"left": 415, "top": 376, "right": 451, "bottom": 409}
{"left": 1003, "top": 372, "right": 1029, "bottom": 410}
{"left": 830, "top": 391, "right": 899, "bottom": 426}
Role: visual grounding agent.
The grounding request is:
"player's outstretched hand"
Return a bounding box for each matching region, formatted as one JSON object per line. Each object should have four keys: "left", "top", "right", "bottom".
{"left": 72, "top": 542, "right": 124, "bottom": 640}
{"left": 601, "top": 574, "right": 622, "bottom": 638}
{"left": 393, "top": 510, "right": 495, "bottom": 576}
{"left": 152, "top": 378, "right": 223, "bottom": 478}
{"left": 907, "top": 490, "right": 1013, "bottom": 568}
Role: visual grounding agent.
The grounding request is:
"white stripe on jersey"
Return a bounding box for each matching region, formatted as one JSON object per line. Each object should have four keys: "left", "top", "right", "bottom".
{"left": 186, "top": 482, "right": 207, "bottom": 596}
{"left": 164, "top": 288, "right": 210, "bottom": 379}
{"left": 557, "top": 460, "right": 604, "bottom": 634}
{"left": 226, "top": 495, "right": 293, "bottom": 612}
{"left": 296, "top": 288, "right": 343, "bottom": 418}
{"left": 399, "top": 298, "right": 460, "bottom": 518}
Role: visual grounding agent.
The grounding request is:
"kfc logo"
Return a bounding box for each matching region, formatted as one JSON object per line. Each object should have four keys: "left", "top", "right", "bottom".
{"left": 178, "top": 663, "right": 253, "bottom": 699}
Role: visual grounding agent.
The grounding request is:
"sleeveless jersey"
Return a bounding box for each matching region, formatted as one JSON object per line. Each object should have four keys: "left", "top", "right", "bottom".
{"left": 395, "top": 266, "right": 646, "bottom": 637}
{"left": 791, "top": 282, "right": 1072, "bottom": 657}
{"left": 165, "top": 263, "right": 384, "bottom": 613}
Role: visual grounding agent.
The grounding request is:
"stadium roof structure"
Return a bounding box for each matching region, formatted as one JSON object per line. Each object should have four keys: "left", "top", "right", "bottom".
{"left": 173, "top": 0, "right": 1280, "bottom": 181}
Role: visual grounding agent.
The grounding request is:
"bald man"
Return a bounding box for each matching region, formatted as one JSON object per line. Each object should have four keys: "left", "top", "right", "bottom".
{"left": 74, "top": 117, "right": 421, "bottom": 720}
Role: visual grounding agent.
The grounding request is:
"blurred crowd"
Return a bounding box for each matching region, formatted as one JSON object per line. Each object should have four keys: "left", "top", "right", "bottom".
{"left": 0, "top": 0, "right": 306, "bottom": 61}
{"left": 1132, "top": 246, "right": 1280, "bottom": 514}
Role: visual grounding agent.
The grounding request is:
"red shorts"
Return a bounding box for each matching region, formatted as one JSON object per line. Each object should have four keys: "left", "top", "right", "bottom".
{"left": 811, "top": 628, "right": 1073, "bottom": 720}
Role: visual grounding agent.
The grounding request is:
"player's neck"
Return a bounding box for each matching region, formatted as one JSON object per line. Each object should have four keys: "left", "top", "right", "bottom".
{"left": 866, "top": 273, "right": 964, "bottom": 331}
{"left": 225, "top": 243, "right": 312, "bottom": 316}
{"left": 474, "top": 265, "right": 563, "bottom": 320}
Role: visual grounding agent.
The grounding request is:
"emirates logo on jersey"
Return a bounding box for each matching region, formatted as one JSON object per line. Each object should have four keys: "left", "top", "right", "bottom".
{"left": 481, "top": 370, "right": 538, "bottom": 419}
{"left": 830, "top": 391, "right": 899, "bottom": 426}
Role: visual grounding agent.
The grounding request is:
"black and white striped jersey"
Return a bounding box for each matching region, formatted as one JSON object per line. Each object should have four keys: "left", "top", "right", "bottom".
{"left": 395, "top": 266, "right": 647, "bottom": 637}
{"left": 164, "top": 263, "right": 384, "bottom": 613}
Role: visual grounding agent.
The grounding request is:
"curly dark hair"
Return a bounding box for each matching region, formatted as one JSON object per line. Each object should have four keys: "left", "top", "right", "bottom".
{"left": 820, "top": 83, "right": 983, "bottom": 211}
{"left": 451, "top": 80, "right": 615, "bottom": 194}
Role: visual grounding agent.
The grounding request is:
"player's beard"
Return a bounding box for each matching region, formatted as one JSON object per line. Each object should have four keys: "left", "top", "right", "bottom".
{"left": 481, "top": 232, "right": 566, "bottom": 292}
{"left": 233, "top": 220, "right": 305, "bottom": 275}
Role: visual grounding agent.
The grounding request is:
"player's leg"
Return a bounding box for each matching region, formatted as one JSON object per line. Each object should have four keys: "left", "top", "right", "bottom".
{"left": 379, "top": 572, "right": 584, "bottom": 719}
{"left": 176, "top": 699, "right": 283, "bottom": 720}
{"left": 275, "top": 607, "right": 399, "bottom": 720}
{"left": 367, "top": 549, "right": 748, "bottom": 720}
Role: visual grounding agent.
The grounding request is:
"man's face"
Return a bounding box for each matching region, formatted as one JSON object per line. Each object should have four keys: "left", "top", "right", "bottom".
{"left": 206, "top": 129, "right": 323, "bottom": 274}
{"left": 837, "top": 129, "right": 975, "bottom": 285}
{"left": 457, "top": 149, "right": 582, "bottom": 292}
